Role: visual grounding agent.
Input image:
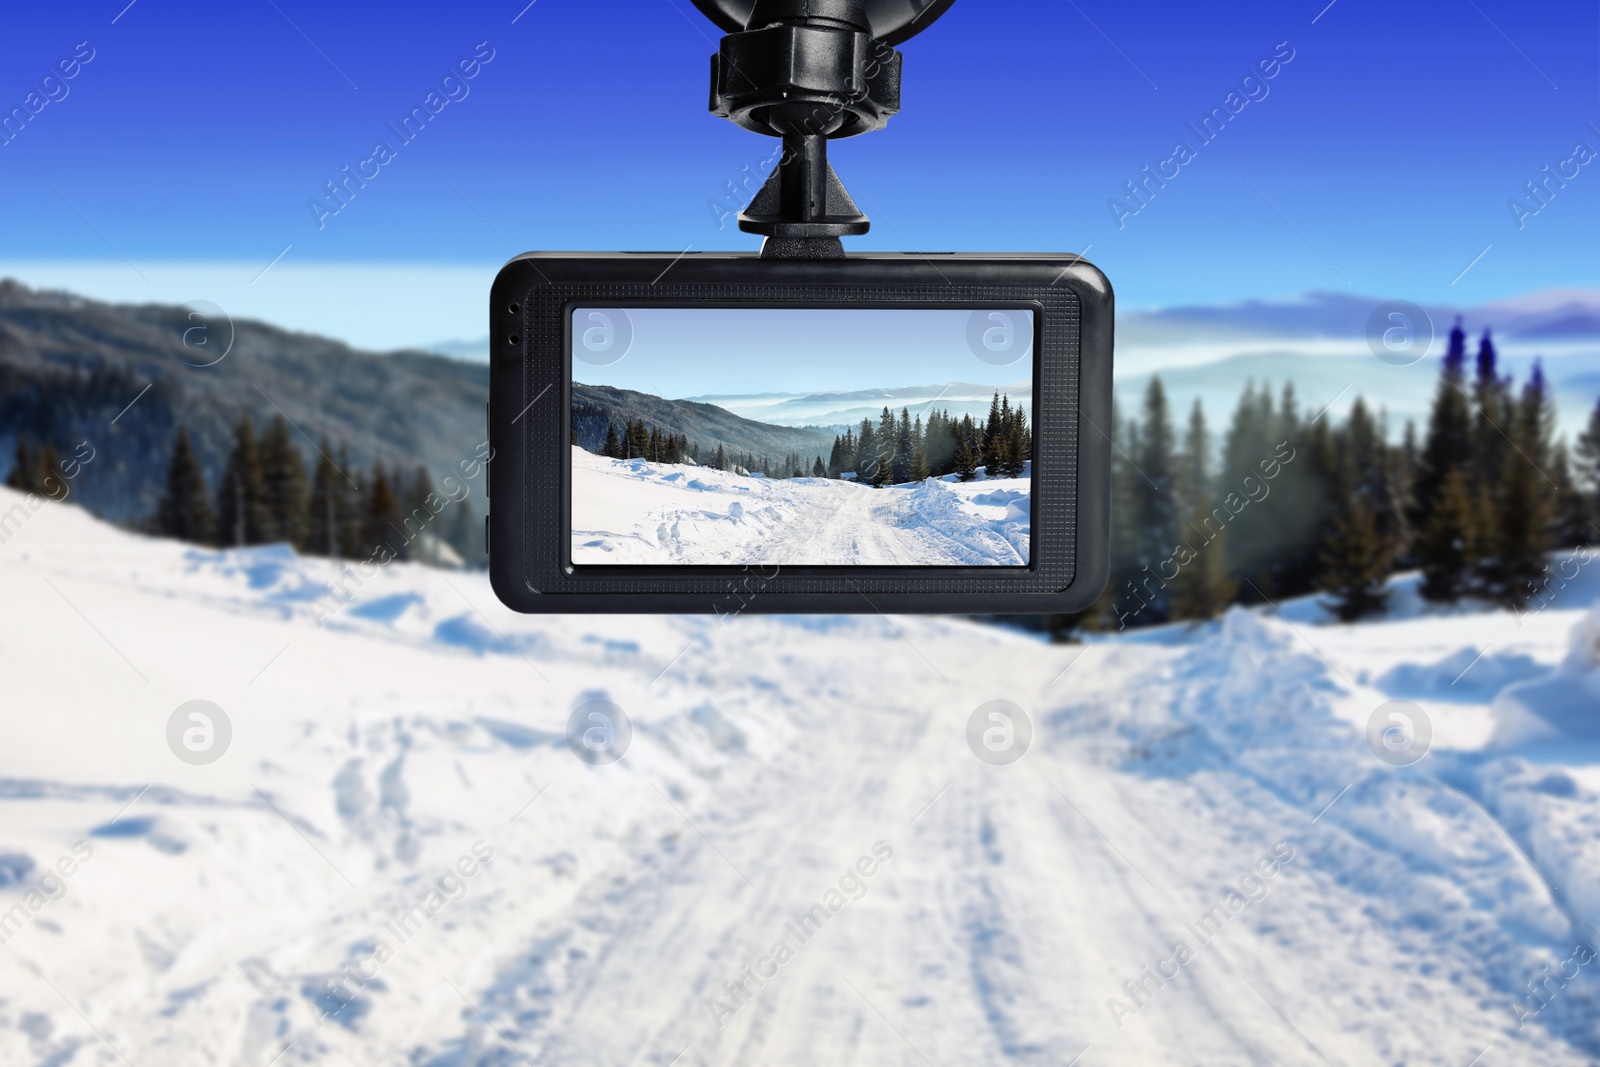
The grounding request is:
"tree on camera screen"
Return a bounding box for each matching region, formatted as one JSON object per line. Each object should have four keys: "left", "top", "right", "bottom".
{"left": 569, "top": 306, "right": 1035, "bottom": 567}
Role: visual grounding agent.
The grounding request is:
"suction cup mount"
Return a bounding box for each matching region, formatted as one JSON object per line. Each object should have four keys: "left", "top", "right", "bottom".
{"left": 692, "top": 0, "right": 957, "bottom": 258}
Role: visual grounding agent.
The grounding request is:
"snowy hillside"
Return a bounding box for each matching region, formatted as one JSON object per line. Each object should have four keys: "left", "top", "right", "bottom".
{"left": 1, "top": 486, "right": 1598, "bottom": 1066}
{"left": 571, "top": 447, "right": 1031, "bottom": 566}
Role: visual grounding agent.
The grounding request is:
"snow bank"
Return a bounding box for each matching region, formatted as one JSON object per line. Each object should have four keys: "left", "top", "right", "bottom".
{"left": 1565, "top": 599, "right": 1600, "bottom": 674}
{"left": 1493, "top": 599, "right": 1600, "bottom": 746}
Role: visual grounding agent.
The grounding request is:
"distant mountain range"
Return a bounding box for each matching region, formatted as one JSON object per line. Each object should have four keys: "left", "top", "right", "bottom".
{"left": 1117, "top": 288, "right": 1600, "bottom": 347}
{"left": 572, "top": 383, "right": 838, "bottom": 465}
{"left": 683, "top": 380, "right": 1031, "bottom": 429}
{"left": 0, "top": 279, "right": 488, "bottom": 529}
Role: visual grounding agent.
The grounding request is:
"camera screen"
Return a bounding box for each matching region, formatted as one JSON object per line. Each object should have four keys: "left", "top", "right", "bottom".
{"left": 568, "top": 306, "right": 1036, "bottom": 568}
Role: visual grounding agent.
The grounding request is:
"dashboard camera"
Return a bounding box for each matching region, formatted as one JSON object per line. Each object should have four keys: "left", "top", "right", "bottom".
{"left": 487, "top": 0, "right": 1113, "bottom": 614}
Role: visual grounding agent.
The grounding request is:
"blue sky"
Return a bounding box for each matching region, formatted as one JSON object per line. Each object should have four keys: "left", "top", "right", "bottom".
{"left": 0, "top": 0, "right": 1596, "bottom": 349}
{"left": 571, "top": 307, "right": 1033, "bottom": 397}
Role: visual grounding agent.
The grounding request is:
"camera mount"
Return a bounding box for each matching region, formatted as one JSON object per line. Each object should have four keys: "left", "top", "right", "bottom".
{"left": 692, "top": 0, "right": 958, "bottom": 258}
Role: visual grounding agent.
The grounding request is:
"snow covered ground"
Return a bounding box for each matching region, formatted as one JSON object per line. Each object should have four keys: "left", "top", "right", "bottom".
{"left": 571, "top": 447, "right": 1031, "bottom": 566}
{"left": 1, "top": 485, "right": 1599, "bottom": 1066}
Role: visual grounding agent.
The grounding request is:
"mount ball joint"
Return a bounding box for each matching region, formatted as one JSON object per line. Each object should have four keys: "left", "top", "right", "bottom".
{"left": 695, "top": 0, "right": 949, "bottom": 257}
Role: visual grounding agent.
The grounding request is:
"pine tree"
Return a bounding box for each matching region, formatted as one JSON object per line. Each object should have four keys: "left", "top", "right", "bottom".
{"left": 983, "top": 392, "right": 1002, "bottom": 473}
{"left": 856, "top": 419, "right": 877, "bottom": 482}
{"left": 1394, "top": 417, "right": 1420, "bottom": 568}
{"left": 1180, "top": 400, "right": 1209, "bottom": 502}
{"left": 1220, "top": 382, "right": 1276, "bottom": 590}
{"left": 910, "top": 436, "right": 930, "bottom": 481}
{"left": 872, "top": 445, "right": 894, "bottom": 487}
{"left": 925, "top": 408, "right": 956, "bottom": 475}
{"left": 5, "top": 437, "right": 36, "bottom": 494}
{"left": 1401, "top": 419, "right": 1419, "bottom": 490}
{"left": 1276, "top": 401, "right": 1342, "bottom": 598}
{"left": 1490, "top": 363, "right": 1557, "bottom": 610}
{"left": 1417, "top": 468, "right": 1480, "bottom": 603}
{"left": 304, "top": 437, "right": 346, "bottom": 558}
{"left": 812, "top": 456, "right": 826, "bottom": 478}
{"left": 1469, "top": 328, "right": 1511, "bottom": 491}
{"left": 1575, "top": 396, "right": 1600, "bottom": 519}
{"left": 1170, "top": 400, "right": 1235, "bottom": 621}
{"left": 403, "top": 464, "right": 437, "bottom": 536}
{"left": 875, "top": 407, "right": 896, "bottom": 480}
{"left": 603, "top": 422, "right": 622, "bottom": 458}
{"left": 1318, "top": 496, "right": 1391, "bottom": 622}
{"left": 1493, "top": 453, "right": 1555, "bottom": 611}
{"left": 1279, "top": 382, "right": 1300, "bottom": 438}
{"left": 156, "top": 426, "right": 214, "bottom": 544}
{"left": 215, "top": 412, "right": 268, "bottom": 547}
{"left": 5, "top": 436, "right": 68, "bottom": 498}
{"left": 1343, "top": 399, "right": 1410, "bottom": 554}
{"left": 987, "top": 395, "right": 1011, "bottom": 477}
{"left": 363, "top": 463, "right": 405, "bottom": 559}
{"left": 954, "top": 416, "right": 979, "bottom": 482}
{"left": 1550, "top": 445, "right": 1593, "bottom": 548}
{"left": 31, "top": 442, "right": 67, "bottom": 499}
{"left": 335, "top": 446, "right": 364, "bottom": 556}
{"left": 894, "top": 407, "right": 913, "bottom": 483}
{"left": 1132, "top": 378, "right": 1180, "bottom": 621}
{"left": 258, "top": 416, "right": 307, "bottom": 547}
{"left": 989, "top": 428, "right": 1012, "bottom": 480}
{"left": 446, "top": 496, "right": 486, "bottom": 568}
{"left": 1171, "top": 501, "right": 1236, "bottom": 622}
{"left": 1005, "top": 403, "right": 1030, "bottom": 477}
{"left": 1412, "top": 317, "right": 1473, "bottom": 531}
{"left": 1086, "top": 404, "right": 1144, "bottom": 631}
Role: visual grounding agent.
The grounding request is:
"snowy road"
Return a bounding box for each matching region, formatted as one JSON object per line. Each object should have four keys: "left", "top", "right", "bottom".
{"left": 2, "top": 489, "right": 1598, "bottom": 1065}
{"left": 570, "top": 447, "right": 1031, "bottom": 566}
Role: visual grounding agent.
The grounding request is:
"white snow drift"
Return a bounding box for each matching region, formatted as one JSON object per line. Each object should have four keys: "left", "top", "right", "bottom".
{"left": 1, "top": 486, "right": 1598, "bottom": 1066}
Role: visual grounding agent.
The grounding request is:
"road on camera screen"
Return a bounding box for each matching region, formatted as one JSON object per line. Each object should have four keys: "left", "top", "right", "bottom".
{"left": 569, "top": 447, "right": 1031, "bottom": 566}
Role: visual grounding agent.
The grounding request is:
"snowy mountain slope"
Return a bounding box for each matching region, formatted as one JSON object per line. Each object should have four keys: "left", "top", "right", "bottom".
{"left": 1, "top": 487, "right": 1598, "bottom": 1065}
{"left": 571, "top": 448, "right": 1031, "bottom": 566}
{"left": 0, "top": 278, "right": 492, "bottom": 525}
{"left": 570, "top": 383, "right": 837, "bottom": 463}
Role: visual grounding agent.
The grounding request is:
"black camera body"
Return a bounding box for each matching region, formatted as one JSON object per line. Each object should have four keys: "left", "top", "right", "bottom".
{"left": 487, "top": 251, "right": 1112, "bottom": 614}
